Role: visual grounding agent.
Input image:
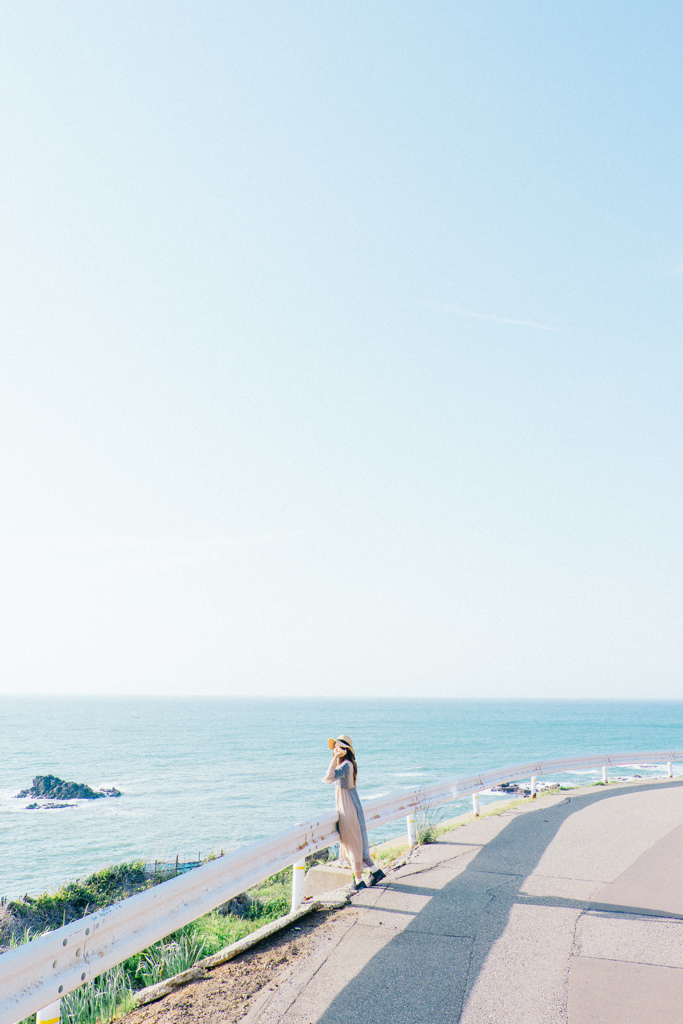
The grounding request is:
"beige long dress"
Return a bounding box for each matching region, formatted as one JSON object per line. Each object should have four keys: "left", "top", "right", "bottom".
{"left": 324, "top": 757, "right": 374, "bottom": 876}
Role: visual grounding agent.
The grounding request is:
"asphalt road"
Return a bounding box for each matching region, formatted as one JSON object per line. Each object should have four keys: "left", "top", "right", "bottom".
{"left": 243, "top": 777, "right": 683, "bottom": 1024}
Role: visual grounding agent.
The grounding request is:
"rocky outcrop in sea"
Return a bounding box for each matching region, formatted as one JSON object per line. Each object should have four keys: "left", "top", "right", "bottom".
{"left": 15, "top": 775, "right": 122, "bottom": 801}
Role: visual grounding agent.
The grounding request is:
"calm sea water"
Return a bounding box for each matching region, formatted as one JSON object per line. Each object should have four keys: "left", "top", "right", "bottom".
{"left": 1, "top": 697, "right": 682, "bottom": 900}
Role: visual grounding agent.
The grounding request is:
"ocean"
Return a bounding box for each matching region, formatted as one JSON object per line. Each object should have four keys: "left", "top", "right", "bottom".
{"left": 1, "top": 697, "right": 682, "bottom": 901}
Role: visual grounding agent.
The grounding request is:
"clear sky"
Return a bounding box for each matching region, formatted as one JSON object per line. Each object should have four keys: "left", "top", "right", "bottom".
{"left": 1, "top": 2, "right": 681, "bottom": 699}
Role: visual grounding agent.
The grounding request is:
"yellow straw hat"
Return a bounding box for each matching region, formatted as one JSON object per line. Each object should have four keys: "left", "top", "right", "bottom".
{"left": 328, "top": 734, "right": 354, "bottom": 751}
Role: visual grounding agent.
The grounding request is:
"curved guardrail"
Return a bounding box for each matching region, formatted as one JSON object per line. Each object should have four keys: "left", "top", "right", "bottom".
{"left": 1, "top": 749, "right": 681, "bottom": 1024}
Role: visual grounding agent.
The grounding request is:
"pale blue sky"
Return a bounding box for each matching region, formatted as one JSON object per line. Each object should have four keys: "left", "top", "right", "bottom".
{"left": 1, "top": 2, "right": 681, "bottom": 698}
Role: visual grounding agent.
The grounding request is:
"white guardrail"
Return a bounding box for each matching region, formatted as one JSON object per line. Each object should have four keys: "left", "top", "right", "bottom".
{"left": 2, "top": 749, "right": 682, "bottom": 1024}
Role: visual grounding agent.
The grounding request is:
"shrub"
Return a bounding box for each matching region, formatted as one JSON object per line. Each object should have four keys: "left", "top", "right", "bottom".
{"left": 416, "top": 804, "right": 444, "bottom": 844}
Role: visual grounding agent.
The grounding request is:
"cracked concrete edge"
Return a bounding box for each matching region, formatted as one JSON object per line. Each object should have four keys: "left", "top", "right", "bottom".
{"left": 134, "top": 966, "right": 208, "bottom": 1006}
{"left": 134, "top": 901, "right": 324, "bottom": 1006}
{"left": 198, "top": 901, "right": 323, "bottom": 970}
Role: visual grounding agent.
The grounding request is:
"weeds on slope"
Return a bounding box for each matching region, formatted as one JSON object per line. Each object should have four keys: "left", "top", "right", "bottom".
{"left": 11, "top": 863, "right": 292, "bottom": 1024}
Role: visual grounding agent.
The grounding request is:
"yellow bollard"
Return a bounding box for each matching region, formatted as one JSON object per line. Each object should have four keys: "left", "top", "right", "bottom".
{"left": 291, "top": 859, "right": 306, "bottom": 910}
{"left": 37, "top": 1000, "right": 61, "bottom": 1024}
{"left": 406, "top": 811, "right": 417, "bottom": 846}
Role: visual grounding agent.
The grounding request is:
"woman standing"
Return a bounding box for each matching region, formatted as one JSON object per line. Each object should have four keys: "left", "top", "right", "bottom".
{"left": 323, "top": 734, "right": 385, "bottom": 890}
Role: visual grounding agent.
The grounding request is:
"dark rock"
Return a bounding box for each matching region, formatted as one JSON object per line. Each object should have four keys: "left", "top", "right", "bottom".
{"left": 491, "top": 781, "right": 531, "bottom": 797}
{"left": 25, "top": 799, "right": 75, "bottom": 809}
{"left": 99, "top": 787, "right": 121, "bottom": 798}
{"left": 216, "top": 892, "right": 253, "bottom": 917}
{"left": 306, "top": 848, "right": 333, "bottom": 867}
{"left": 15, "top": 775, "right": 121, "bottom": 801}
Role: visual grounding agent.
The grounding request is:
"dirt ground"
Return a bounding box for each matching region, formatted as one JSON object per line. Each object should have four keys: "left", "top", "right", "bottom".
{"left": 120, "top": 907, "right": 340, "bottom": 1024}
{"left": 118, "top": 848, "right": 411, "bottom": 1024}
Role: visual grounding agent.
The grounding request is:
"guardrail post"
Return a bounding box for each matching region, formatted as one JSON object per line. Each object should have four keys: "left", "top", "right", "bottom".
{"left": 602, "top": 766, "right": 608, "bottom": 784}
{"left": 530, "top": 777, "right": 537, "bottom": 799}
{"left": 291, "top": 859, "right": 306, "bottom": 911}
{"left": 407, "top": 811, "right": 417, "bottom": 846}
{"left": 36, "top": 1000, "right": 61, "bottom": 1024}
{"left": 667, "top": 762, "right": 673, "bottom": 778}
{"left": 472, "top": 794, "right": 480, "bottom": 817}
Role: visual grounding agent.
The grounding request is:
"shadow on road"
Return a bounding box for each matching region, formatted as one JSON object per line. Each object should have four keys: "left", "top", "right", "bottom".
{"left": 315, "top": 780, "right": 683, "bottom": 1024}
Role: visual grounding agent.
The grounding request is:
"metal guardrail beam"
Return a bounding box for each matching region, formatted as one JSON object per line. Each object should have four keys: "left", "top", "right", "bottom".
{"left": 1, "top": 748, "right": 681, "bottom": 1024}
{"left": 0, "top": 811, "right": 338, "bottom": 1024}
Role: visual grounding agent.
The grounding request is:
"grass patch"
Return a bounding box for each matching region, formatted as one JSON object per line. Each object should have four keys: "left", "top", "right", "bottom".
{"left": 62, "top": 965, "right": 135, "bottom": 1024}
{"left": 248, "top": 866, "right": 291, "bottom": 914}
{"left": 371, "top": 842, "right": 409, "bottom": 866}
{"left": 415, "top": 804, "right": 445, "bottom": 844}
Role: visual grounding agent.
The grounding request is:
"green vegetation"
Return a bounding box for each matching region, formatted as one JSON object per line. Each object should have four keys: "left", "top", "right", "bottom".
{"left": 61, "top": 966, "right": 135, "bottom": 1024}
{"left": 371, "top": 842, "right": 409, "bottom": 867}
{"left": 7, "top": 858, "right": 295, "bottom": 1024}
{"left": 249, "top": 865, "right": 291, "bottom": 914}
{"left": 415, "top": 804, "right": 444, "bottom": 844}
{"left": 4, "top": 862, "right": 157, "bottom": 940}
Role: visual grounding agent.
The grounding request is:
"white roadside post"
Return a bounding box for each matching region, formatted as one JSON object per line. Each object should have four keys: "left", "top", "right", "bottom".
{"left": 668, "top": 762, "right": 673, "bottom": 778}
{"left": 36, "top": 1001, "right": 61, "bottom": 1024}
{"left": 602, "top": 766, "right": 608, "bottom": 784}
{"left": 472, "top": 794, "right": 480, "bottom": 817}
{"left": 530, "top": 777, "right": 537, "bottom": 799}
{"left": 407, "top": 810, "right": 417, "bottom": 846}
{"left": 291, "top": 859, "right": 306, "bottom": 911}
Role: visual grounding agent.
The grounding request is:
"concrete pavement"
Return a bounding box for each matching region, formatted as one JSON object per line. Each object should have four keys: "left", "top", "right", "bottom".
{"left": 244, "top": 778, "right": 683, "bottom": 1024}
